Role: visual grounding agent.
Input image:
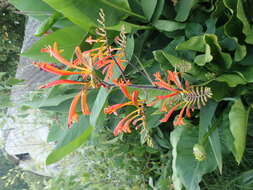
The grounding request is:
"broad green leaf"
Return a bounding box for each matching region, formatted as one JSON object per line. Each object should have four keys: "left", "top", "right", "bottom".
{"left": 46, "top": 117, "right": 93, "bottom": 165}
{"left": 154, "top": 50, "right": 192, "bottom": 71}
{"left": 176, "top": 36, "right": 212, "bottom": 66}
{"left": 175, "top": 0, "right": 196, "bottom": 22}
{"left": 239, "top": 66, "right": 253, "bottom": 82}
{"left": 171, "top": 126, "right": 217, "bottom": 190}
{"left": 185, "top": 23, "right": 203, "bottom": 38}
{"left": 194, "top": 44, "right": 212, "bottom": 66}
{"left": 216, "top": 74, "right": 247, "bottom": 87}
{"left": 43, "top": 0, "right": 144, "bottom": 31}
{"left": 223, "top": 0, "right": 247, "bottom": 61}
{"left": 204, "top": 34, "right": 232, "bottom": 69}
{"left": 9, "top": 0, "right": 54, "bottom": 21}
{"left": 22, "top": 25, "right": 87, "bottom": 62}
{"left": 141, "top": 0, "right": 157, "bottom": 21}
{"left": 199, "top": 101, "right": 222, "bottom": 173}
{"left": 106, "top": 21, "right": 152, "bottom": 33}
{"left": 23, "top": 93, "right": 76, "bottom": 108}
{"left": 125, "top": 35, "right": 135, "bottom": 61}
{"left": 205, "top": 18, "right": 217, "bottom": 34}
{"left": 229, "top": 99, "right": 250, "bottom": 164}
{"left": 154, "top": 20, "right": 186, "bottom": 32}
{"left": 34, "top": 12, "right": 62, "bottom": 36}
{"left": 47, "top": 124, "right": 65, "bottom": 142}
{"left": 236, "top": 0, "right": 253, "bottom": 44}
{"left": 154, "top": 50, "right": 174, "bottom": 71}
{"left": 151, "top": 0, "right": 165, "bottom": 22}
{"left": 176, "top": 36, "right": 205, "bottom": 52}
{"left": 177, "top": 34, "right": 232, "bottom": 68}
{"left": 90, "top": 87, "right": 109, "bottom": 127}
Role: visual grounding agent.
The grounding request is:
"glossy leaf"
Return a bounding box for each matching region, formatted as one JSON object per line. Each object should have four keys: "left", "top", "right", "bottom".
{"left": 141, "top": 0, "right": 157, "bottom": 21}
{"left": 151, "top": 0, "right": 165, "bottom": 22}
{"left": 177, "top": 34, "right": 232, "bottom": 68}
{"left": 171, "top": 126, "right": 217, "bottom": 190}
{"left": 9, "top": 0, "right": 54, "bottom": 21}
{"left": 154, "top": 20, "right": 186, "bottom": 32}
{"left": 216, "top": 74, "right": 247, "bottom": 87}
{"left": 23, "top": 93, "right": 76, "bottom": 108}
{"left": 229, "top": 99, "right": 250, "bottom": 164}
{"left": 223, "top": 0, "right": 247, "bottom": 61}
{"left": 22, "top": 25, "right": 87, "bottom": 62}
{"left": 46, "top": 116, "right": 93, "bottom": 165}
{"left": 43, "top": 0, "right": 144, "bottom": 31}
{"left": 199, "top": 101, "right": 222, "bottom": 173}
{"left": 236, "top": 0, "right": 253, "bottom": 44}
{"left": 90, "top": 87, "right": 109, "bottom": 127}
{"left": 175, "top": 0, "right": 196, "bottom": 22}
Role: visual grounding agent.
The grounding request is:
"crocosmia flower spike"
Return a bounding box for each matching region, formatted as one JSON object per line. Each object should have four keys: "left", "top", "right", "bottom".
{"left": 33, "top": 42, "right": 100, "bottom": 128}
{"left": 149, "top": 71, "right": 212, "bottom": 126}
{"left": 104, "top": 79, "right": 146, "bottom": 136}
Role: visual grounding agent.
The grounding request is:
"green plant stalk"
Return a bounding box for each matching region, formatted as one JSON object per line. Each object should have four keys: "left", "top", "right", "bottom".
{"left": 199, "top": 119, "right": 220, "bottom": 146}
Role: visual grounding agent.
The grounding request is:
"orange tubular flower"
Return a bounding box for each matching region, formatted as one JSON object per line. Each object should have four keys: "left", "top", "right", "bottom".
{"left": 35, "top": 42, "right": 102, "bottom": 128}
{"left": 149, "top": 70, "right": 212, "bottom": 126}
{"left": 149, "top": 71, "right": 193, "bottom": 126}
{"left": 104, "top": 79, "right": 146, "bottom": 136}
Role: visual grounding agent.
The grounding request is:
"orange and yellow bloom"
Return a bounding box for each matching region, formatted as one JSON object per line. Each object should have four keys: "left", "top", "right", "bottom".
{"left": 104, "top": 79, "right": 146, "bottom": 136}
{"left": 150, "top": 71, "right": 193, "bottom": 126}
{"left": 33, "top": 42, "right": 100, "bottom": 128}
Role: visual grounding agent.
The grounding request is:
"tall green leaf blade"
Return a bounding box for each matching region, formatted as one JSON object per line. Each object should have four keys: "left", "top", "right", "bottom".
{"left": 216, "top": 73, "right": 247, "bottom": 87}
{"left": 46, "top": 117, "right": 93, "bottom": 165}
{"left": 43, "top": 0, "right": 143, "bottom": 31}
{"left": 236, "top": 0, "right": 253, "bottom": 44}
{"left": 22, "top": 25, "right": 87, "bottom": 62}
{"left": 171, "top": 126, "right": 217, "bottom": 190}
{"left": 175, "top": 0, "right": 196, "bottom": 22}
{"left": 141, "top": 0, "right": 157, "bottom": 21}
{"left": 154, "top": 20, "right": 186, "bottom": 32}
{"left": 90, "top": 87, "right": 109, "bottom": 127}
{"left": 199, "top": 101, "right": 222, "bottom": 173}
{"left": 229, "top": 99, "right": 250, "bottom": 164}
{"left": 9, "top": 0, "right": 54, "bottom": 21}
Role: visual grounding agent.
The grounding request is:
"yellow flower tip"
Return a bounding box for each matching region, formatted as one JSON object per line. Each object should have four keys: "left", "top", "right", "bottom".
{"left": 85, "top": 36, "right": 96, "bottom": 45}
{"left": 193, "top": 144, "right": 206, "bottom": 161}
{"left": 68, "top": 113, "right": 79, "bottom": 128}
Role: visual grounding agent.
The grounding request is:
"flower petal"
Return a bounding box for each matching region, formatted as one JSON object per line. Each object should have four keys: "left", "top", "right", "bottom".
{"left": 68, "top": 91, "right": 82, "bottom": 128}
{"left": 39, "top": 79, "right": 86, "bottom": 89}
{"left": 160, "top": 103, "right": 182, "bottom": 123}
{"left": 104, "top": 102, "right": 132, "bottom": 114}
{"left": 157, "top": 92, "right": 179, "bottom": 100}
{"left": 33, "top": 62, "right": 85, "bottom": 75}
{"left": 81, "top": 89, "right": 90, "bottom": 115}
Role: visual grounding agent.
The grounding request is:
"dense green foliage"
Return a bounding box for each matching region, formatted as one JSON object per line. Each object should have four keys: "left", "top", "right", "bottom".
{"left": 0, "top": 3, "right": 25, "bottom": 116}
{"left": 7, "top": 0, "right": 253, "bottom": 189}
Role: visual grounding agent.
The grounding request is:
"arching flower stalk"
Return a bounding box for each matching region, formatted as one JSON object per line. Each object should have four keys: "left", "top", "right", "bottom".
{"left": 33, "top": 43, "right": 101, "bottom": 128}
{"left": 104, "top": 79, "right": 146, "bottom": 136}
{"left": 149, "top": 71, "right": 212, "bottom": 126}
{"left": 83, "top": 9, "right": 127, "bottom": 81}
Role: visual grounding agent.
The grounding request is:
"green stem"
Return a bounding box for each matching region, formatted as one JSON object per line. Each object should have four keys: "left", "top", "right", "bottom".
{"left": 134, "top": 55, "right": 154, "bottom": 85}
{"left": 101, "top": 81, "right": 168, "bottom": 91}
{"left": 199, "top": 119, "right": 219, "bottom": 145}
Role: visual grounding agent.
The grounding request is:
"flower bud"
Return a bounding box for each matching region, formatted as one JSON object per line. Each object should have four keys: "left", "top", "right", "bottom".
{"left": 193, "top": 144, "right": 206, "bottom": 161}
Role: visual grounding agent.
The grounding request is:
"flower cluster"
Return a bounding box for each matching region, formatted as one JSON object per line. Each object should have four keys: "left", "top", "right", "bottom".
{"left": 33, "top": 42, "right": 99, "bottom": 127}
{"left": 149, "top": 71, "right": 212, "bottom": 126}
{"left": 33, "top": 9, "right": 212, "bottom": 137}
{"left": 104, "top": 80, "right": 146, "bottom": 136}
